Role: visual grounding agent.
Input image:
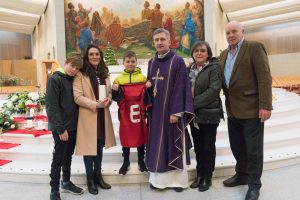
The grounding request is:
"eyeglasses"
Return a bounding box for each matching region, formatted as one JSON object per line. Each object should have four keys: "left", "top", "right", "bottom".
{"left": 194, "top": 49, "right": 207, "bottom": 53}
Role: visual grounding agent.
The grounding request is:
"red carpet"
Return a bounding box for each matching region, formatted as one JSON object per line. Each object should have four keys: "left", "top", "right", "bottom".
{"left": 0, "top": 159, "right": 12, "bottom": 166}
{"left": 6, "top": 129, "right": 51, "bottom": 137}
{"left": 0, "top": 142, "right": 21, "bottom": 149}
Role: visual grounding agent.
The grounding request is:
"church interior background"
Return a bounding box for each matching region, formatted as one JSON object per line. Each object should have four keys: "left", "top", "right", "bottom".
{"left": 0, "top": 0, "right": 300, "bottom": 199}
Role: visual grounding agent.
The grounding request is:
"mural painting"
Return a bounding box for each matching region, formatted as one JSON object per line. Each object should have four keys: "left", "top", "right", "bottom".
{"left": 64, "top": 0, "right": 204, "bottom": 59}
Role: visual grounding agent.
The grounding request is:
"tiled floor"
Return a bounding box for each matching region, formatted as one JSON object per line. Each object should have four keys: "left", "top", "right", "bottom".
{"left": 0, "top": 163, "right": 300, "bottom": 200}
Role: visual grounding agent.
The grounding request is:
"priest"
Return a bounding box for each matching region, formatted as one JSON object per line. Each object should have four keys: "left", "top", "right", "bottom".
{"left": 146, "top": 28, "right": 194, "bottom": 192}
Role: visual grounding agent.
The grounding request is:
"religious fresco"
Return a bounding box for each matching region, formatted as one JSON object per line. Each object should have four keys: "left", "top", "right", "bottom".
{"left": 64, "top": 0, "right": 204, "bottom": 58}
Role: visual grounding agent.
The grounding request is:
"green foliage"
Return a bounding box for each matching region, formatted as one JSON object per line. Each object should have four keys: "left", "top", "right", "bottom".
{"left": 2, "top": 91, "right": 46, "bottom": 114}
{"left": 104, "top": 44, "right": 118, "bottom": 65}
{"left": 0, "top": 108, "right": 17, "bottom": 133}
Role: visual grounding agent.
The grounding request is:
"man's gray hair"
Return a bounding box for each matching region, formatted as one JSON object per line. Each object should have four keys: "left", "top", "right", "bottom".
{"left": 153, "top": 28, "right": 170, "bottom": 41}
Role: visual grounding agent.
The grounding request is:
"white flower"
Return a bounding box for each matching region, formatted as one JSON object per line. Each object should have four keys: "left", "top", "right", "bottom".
{"left": 4, "top": 121, "right": 9, "bottom": 126}
{"left": 6, "top": 101, "right": 13, "bottom": 108}
{"left": 10, "top": 124, "right": 15, "bottom": 129}
{"left": 10, "top": 95, "right": 18, "bottom": 102}
{"left": 28, "top": 92, "right": 39, "bottom": 101}
{"left": 25, "top": 100, "right": 33, "bottom": 105}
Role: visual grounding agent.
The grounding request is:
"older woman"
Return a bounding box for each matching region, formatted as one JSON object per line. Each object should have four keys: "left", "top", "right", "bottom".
{"left": 188, "top": 41, "right": 223, "bottom": 192}
{"left": 73, "top": 44, "right": 116, "bottom": 195}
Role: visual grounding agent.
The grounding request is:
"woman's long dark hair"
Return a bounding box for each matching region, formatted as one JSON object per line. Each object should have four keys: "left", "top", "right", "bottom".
{"left": 81, "top": 44, "right": 109, "bottom": 79}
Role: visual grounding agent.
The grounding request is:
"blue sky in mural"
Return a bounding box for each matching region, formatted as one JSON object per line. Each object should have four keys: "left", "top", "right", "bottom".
{"left": 69, "top": 0, "right": 186, "bottom": 19}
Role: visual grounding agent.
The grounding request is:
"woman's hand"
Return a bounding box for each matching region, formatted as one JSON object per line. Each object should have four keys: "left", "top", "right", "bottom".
{"left": 96, "top": 98, "right": 110, "bottom": 108}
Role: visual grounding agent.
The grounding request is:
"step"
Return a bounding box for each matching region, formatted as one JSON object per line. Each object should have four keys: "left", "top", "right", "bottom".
{"left": 1, "top": 145, "right": 300, "bottom": 184}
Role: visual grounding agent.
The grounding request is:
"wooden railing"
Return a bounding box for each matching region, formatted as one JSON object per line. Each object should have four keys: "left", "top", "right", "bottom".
{"left": 273, "top": 76, "right": 300, "bottom": 95}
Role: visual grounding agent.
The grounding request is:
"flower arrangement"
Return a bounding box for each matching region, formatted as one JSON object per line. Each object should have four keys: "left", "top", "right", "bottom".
{"left": 2, "top": 91, "right": 45, "bottom": 115}
{"left": 0, "top": 108, "right": 17, "bottom": 133}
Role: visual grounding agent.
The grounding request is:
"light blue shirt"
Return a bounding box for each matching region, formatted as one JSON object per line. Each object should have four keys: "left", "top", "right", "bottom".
{"left": 224, "top": 38, "right": 244, "bottom": 88}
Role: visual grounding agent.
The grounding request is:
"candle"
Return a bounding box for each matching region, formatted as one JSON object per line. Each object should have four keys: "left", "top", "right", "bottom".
{"left": 42, "top": 108, "right": 47, "bottom": 116}
{"left": 29, "top": 108, "right": 35, "bottom": 117}
{"left": 98, "top": 85, "right": 106, "bottom": 100}
{"left": 37, "top": 120, "right": 44, "bottom": 129}
{"left": 26, "top": 120, "right": 33, "bottom": 127}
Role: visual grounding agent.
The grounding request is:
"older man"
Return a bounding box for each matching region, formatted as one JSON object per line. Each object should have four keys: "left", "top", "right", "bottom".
{"left": 219, "top": 21, "right": 272, "bottom": 200}
{"left": 146, "top": 28, "right": 194, "bottom": 192}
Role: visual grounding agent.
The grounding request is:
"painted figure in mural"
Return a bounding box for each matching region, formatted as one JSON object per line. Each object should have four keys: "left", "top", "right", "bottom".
{"left": 66, "top": 2, "right": 78, "bottom": 50}
{"left": 105, "top": 16, "right": 124, "bottom": 48}
{"left": 181, "top": 2, "right": 192, "bottom": 20}
{"left": 101, "top": 7, "right": 114, "bottom": 27}
{"left": 163, "top": 12, "right": 179, "bottom": 49}
{"left": 188, "top": 41, "right": 223, "bottom": 192}
{"left": 91, "top": 11, "right": 104, "bottom": 46}
{"left": 73, "top": 44, "right": 116, "bottom": 195}
{"left": 146, "top": 28, "right": 194, "bottom": 192}
{"left": 192, "top": 0, "right": 204, "bottom": 40}
{"left": 148, "top": 3, "right": 164, "bottom": 41}
{"left": 180, "top": 12, "right": 196, "bottom": 54}
{"left": 77, "top": 3, "right": 92, "bottom": 24}
{"left": 74, "top": 16, "right": 86, "bottom": 52}
{"left": 219, "top": 21, "right": 272, "bottom": 200}
{"left": 91, "top": 11, "right": 104, "bottom": 37}
{"left": 79, "top": 21, "right": 94, "bottom": 55}
{"left": 141, "top": 1, "right": 151, "bottom": 21}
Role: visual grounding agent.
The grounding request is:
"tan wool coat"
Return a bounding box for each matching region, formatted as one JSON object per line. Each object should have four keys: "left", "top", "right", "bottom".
{"left": 73, "top": 71, "right": 116, "bottom": 156}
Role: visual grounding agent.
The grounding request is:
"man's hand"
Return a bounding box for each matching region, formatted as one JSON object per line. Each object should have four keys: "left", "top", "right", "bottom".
{"left": 170, "top": 115, "right": 179, "bottom": 123}
{"left": 259, "top": 109, "right": 271, "bottom": 122}
{"left": 59, "top": 130, "right": 69, "bottom": 141}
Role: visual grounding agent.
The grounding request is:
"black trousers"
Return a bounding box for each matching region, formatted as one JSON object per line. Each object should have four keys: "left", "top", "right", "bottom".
{"left": 227, "top": 117, "right": 264, "bottom": 189}
{"left": 83, "top": 139, "right": 105, "bottom": 176}
{"left": 190, "top": 122, "right": 218, "bottom": 179}
{"left": 50, "top": 131, "right": 76, "bottom": 192}
{"left": 122, "top": 144, "right": 145, "bottom": 162}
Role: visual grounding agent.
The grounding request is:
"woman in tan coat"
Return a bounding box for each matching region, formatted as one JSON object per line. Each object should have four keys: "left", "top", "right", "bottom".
{"left": 73, "top": 44, "right": 116, "bottom": 195}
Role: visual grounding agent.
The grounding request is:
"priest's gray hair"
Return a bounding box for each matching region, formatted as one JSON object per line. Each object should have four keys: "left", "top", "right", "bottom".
{"left": 153, "top": 28, "right": 170, "bottom": 41}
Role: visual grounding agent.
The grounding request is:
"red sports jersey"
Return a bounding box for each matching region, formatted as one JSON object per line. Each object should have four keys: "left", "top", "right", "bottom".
{"left": 119, "top": 84, "right": 150, "bottom": 147}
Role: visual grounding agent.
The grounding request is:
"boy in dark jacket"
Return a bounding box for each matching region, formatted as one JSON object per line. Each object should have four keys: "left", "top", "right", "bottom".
{"left": 46, "top": 52, "right": 84, "bottom": 200}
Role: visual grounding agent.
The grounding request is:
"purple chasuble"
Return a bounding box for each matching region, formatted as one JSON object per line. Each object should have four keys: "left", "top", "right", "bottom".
{"left": 146, "top": 50, "right": 194, "bottom": 173}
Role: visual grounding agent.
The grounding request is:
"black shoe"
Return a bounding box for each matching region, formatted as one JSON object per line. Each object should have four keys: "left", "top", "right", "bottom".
{"left": 245, "top": 188, "right": 260, "bottom": 200}
{"left": 61, "top": 181, "right": 84, "bottom": 195}
{"left": 119, "top": 162, "right": 130, "bottom": 175}
{"left": 223, "top": 174, "right": 247, "bottom": 187}
{"left": 87, "top": 175, "right": 98, "bottom": 195}
{"left": 174, "top": 187, "right": 183, "bottom": 192}
{"left": 138, "top": 160, "right": 148, "bottom": 172}
{"left": 50, "top": 191, "right": 61, "bottom": 200}
{"left": 94, "top": 172, "right": 111, "bottom": 189}
{"left": 150, "top": 184, "right": 159, "bottom": 190}
{"left": 190, "top": 176, "right": 202, "bottom": 188}
{"left": 198, "top": 178, "right": 211, "bottom": 192}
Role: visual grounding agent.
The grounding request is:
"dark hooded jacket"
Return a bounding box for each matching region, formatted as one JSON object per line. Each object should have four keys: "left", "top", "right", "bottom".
{"left": 46, "top": 68, "right": 78, "bottom": 134}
